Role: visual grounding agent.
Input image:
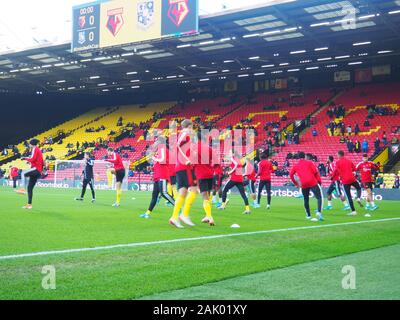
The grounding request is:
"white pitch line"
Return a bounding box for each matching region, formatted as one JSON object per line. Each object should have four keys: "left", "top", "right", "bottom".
{"left": 0, "top": 217, "right": 399, "bottom": 261}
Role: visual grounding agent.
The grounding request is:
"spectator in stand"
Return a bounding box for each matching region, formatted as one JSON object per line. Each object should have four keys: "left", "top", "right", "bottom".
{"left": 374, "top": 138, "right": 381, "bottom": 154}
{"left": 354, "top": 124, "right": 360, "bottom": 135}
{"left": 347, "top": 139, "right": 354, "bottom": 153}
{"left": 354, "top": 140, "right": 361, "bottom": 153}
{"left": 340, "top": 124, "right": 345, "bottom": 136}
{"left": 382, "top": 131, "right": 388, "bottom": 145}
{"left": 394, "top": 175, "right": 399, "bottom": 189}
{"left": 362, "top": 139, "right": 369, "bottom": 153}
{"left": 346, "top": 125, "right": 352, "bottom": 136}
{"left": 312, "top": 128, "right": 317, "bottom": 137}
{"left": 375, "top": 175, "right": 384, "bottom": 188}
{"left": 293, "top": 132, "right": 299, "bottom": 145}
{"left": 364, "top": 118, "right": 370, "bottom": 127}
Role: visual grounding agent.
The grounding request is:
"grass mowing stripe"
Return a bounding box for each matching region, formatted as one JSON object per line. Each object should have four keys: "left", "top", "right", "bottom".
{"left": 1, "top": 217, "right": 399, "bottom": 261}
{"left": 141, "top": 244, "right": 400, "bottom": 300}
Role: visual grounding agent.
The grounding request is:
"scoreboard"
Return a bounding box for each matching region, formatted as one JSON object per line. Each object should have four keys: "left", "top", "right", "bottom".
{"left": 72, "top": 0, "right": 199, "bottom": 52}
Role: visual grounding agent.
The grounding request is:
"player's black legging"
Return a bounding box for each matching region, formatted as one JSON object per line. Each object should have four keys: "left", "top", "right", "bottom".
{"left": 212, "top": 175, "right": 223, "bottom": 198}
{"left": 257, "top": 180, "right": 272, "bottom": 205}
{"left": 81, "top": 178, "right": 95, "bottom": 199}
{"left": 222, "top": 180, "right": 249, "bottom": 206}
{"left": 343, "top": 181, "right": 362, "bottom": 211}
{"left": 149, "top": 180, "right": 175, "bottom": 212}
{"left": 302, "top": 185, "right": 323, "bottom": 217}
{"left": 25, "top": 170, "right": 41, "bottom": 205}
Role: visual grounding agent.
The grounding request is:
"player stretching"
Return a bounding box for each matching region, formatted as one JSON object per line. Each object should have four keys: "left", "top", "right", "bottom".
{"left": 141, "top": 136, "right": 175, "bottom": 219}
{"left": 195, "top": 134, "right": 216, "bottom": 226}
{"left": 334, "top": 150, "right": 363, "bottom": 216}
{"left": 356, "top": 154, "right": 380, "bottom": 211}
{"left": 75, "top": 152, "right": 96, "bottom": 203}
{"left": 244, "top": 158, "right": 258, "bottom": 208}
{"left": 290, "top": 152, "right": 324, "bottom": 222}
{"left": 219, "top": 151, "right": 251, "bottom": 215}
{"left": 257, "top": 152, "right": 275, "bottom": 209}
{"left": 18, "top": 139, "right": 44, "bottom": 209}
{"left": 326, "top": 156, "right": 349, "bottom": 210}
{"left": 106, "top": 148, "right": 125, "bottom": 207}
{"left": 169, "top": 119, "right": 197, "bottom": 228}
{"left": 211, "top": 164, "right": 223, "bottom": 207}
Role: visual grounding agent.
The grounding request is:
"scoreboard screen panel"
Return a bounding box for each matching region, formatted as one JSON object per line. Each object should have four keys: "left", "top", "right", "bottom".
{"left": 72, "top": 0, "right": 199, "bottom": 52}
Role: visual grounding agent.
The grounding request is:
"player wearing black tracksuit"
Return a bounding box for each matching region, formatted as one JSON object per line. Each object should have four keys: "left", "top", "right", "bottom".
{"left": 76, "top": 155, "right": 96, "bottom": 202}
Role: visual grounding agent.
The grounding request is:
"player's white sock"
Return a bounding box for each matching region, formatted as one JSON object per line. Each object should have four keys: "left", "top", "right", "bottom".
{"left": 371, "top": 201, "right": 375, "bottom": 206}
{"left": 328, "top": 201, "right": 332, "bottom": 206}
{"left": 343, "top": 200, "right": 348, "bottom": 206}
{"left": 212, "top": 195, "right": 217, "bottom": 202}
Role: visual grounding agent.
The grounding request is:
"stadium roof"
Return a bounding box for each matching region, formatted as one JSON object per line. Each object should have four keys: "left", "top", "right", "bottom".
{"left": 1, "top": 0, "right": 400, "bottom": 95}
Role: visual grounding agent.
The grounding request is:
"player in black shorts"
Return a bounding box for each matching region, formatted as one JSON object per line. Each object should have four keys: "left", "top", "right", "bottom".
{"left": 75, "top": 152, "right": 96, "bottom": 203}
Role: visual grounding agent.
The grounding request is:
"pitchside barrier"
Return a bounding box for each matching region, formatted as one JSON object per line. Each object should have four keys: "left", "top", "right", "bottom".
{"left": 1, "top": 179, "right": 398, "bottom": 201}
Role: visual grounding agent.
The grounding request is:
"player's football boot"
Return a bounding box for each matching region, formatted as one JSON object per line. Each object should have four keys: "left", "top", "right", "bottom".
{"left": 347, "top": 211, "right": 357, "bottom": 216}
{"left": 364, "top": 213, "right": 372, "bottom": 217}
{"left": 201, "top": 217, "right": 210, "bottom": 223}
{"left": 169, "top": 219, "right": 184, "bottom": 229}
{"left": 325, "top": 205, "right": 333, "bottom": 210}
{"left": 112, "top": 203, "right": 120, "bottom": 207}
{"left": 242, "top": 210, "right": 251, "bottom": 215}
{"left": 140, "top": 213, "right": 151, "bottom": 219}
{"left": 365, "top": 204, "right": 371, "bottom": 210}
{"left": 266, "top": 205, "right": 271, "bottom": 210}
{"left": 22, "top": 204, "right": 32, "bottom": 210}
{"left": 15, "top": 189, "right": 27, "bottom": 195}
{"left": 208, "top": 217, "right": 215, "bottom": 226}
{"left": 75, "top": 197, "right": 84, "bottom": 201}
{"left": 253, "top": 203, "right": 260, "bottom": 209}
{"left": 165, "top": 201, "right": 173, "bottom": 207}
{"left": 343, "top": 204, "right": 351, "bottom": 210}
{"left": 179, "top": 215, "right": 195, "bottom": 227}
{"left": 369, "top": 205, "right": 378, "bottom": 211}
{"left": 316, "top": 212, "right": 324, "bottom": 221}
{"left": 356, "top": 198, "right": 364, "bottom": 207}
{"left": 91, "top": 199, "right": 96, "bottom": 203}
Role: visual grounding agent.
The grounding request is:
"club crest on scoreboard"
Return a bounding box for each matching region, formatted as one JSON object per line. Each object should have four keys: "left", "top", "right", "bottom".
{"left": 78, "top": 31, "right": 86, "bottom": 45}
{"left": 106, "top": 7, "right": 124, "bottom": 37}
{"left": 79, "top": 16, "right": 86, "bottom": 29}
{"left": 137, "top": 0, "right": 155, "bottom": 29}
{"left": 168, "top": 0, "right": 190, "bottom": 27}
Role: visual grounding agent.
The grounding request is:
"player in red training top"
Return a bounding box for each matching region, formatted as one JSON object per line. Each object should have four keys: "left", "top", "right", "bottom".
{"left": 17, "top": 139, "right": 44, "bottom": 209}
{"left": 256, "top": 152, "right": 275, "bottom": 209}
{"left": 326, "top": 156, "right": 350, "bottom": 211}
{"left": 194, "top": 133, "right": 216, "bottom": 226}
{"left": 244, "top": 157, "right": 258, "bottom": 208}
{"left": 290, "top": 152, "right": 324, "bottom": 221}
{"left": 356, "top": 154, "right": 380, "bottom": 211}
{"left": 170, "top": 119, "right": 197, "bottom": 228}
{"left": 333, "top": 150, "right": 363, "bottom": 216}
{"left": 9, "top": 165, "right": 19, "bottom": 189}
{"left": 106, "top": 148, "right": 125, "bottom": 207}
{"left": 141, "top": 136, "right": 175, "bottom": 219}
{"left": 167, "top": 122, "right": 178, "bottom": 201}
{"left": 219, "top": 150, "right": 251, "bottom": 214}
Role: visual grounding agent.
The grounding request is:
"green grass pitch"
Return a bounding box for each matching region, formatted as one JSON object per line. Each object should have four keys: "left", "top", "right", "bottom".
{"left": 0, "top": 187, "right": 399, "bottom": 300}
